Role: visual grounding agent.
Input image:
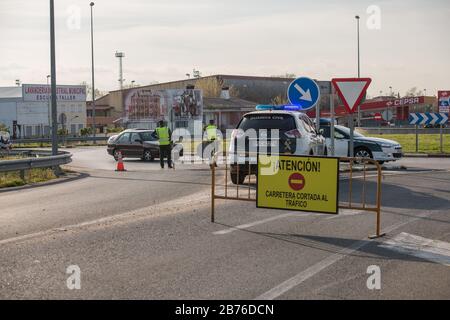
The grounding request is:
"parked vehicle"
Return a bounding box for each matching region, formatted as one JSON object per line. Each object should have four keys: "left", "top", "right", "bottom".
{"left": 107, "top": 129, "right": 183, "bottom": 161}
{"left": 0, "top": 132, "right": 12, "bottom": 150}
{"left": 229, "top": 106, "right": 326, "bottom": 184}
{"left": 319, "top": 119, "right": 403, "bottom": 163}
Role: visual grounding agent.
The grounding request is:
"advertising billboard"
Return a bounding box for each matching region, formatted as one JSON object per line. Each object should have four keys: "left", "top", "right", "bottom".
{"left": 123, "top": 88, "right": 203, "bottom": 124}
{"left": 22, "top": 84, "right": 87, "bottom": 102}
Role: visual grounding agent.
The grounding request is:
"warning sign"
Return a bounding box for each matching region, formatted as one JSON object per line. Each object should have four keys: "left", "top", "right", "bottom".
{"left": 288, "top": 173, "right": 305, "bottom": 191}
{"left": 257, "top": 155, "right": 339, "bottom": 214}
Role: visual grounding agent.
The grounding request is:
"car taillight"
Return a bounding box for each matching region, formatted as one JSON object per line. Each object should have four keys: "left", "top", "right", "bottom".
{"left": 284, "top": 129, "right": 302, "bottom": 138}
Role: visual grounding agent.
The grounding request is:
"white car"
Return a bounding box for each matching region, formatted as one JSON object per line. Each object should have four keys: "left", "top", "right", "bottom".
{"left": 229, "top": 107, "right": 326, "bottom": 184}
{"left": 319, "top": 124, "right": 403, "bottom": 163}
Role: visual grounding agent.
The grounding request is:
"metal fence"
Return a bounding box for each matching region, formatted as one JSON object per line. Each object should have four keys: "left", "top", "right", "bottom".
{"left": 11, "top": 136, "right": 108, "bottom": 144}
{"left": 210, "top": 153, "right": 385, "bottom": 239}
{"left": 0, "top": 149, "right": 72, "bottom": 174}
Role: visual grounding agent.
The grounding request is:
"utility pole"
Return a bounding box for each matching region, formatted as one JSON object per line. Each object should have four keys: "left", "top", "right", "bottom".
{"left": 355, "top": 15, "right": 361, "bottom": 128}
{"left": 90, "top": 2, "right": 96, "bottom": 144}
{"left": 50, "top": 0, "right": 58, "bottom": 156}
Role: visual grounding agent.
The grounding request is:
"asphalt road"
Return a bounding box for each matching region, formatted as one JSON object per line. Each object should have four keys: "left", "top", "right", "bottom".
{"left": 0, "top": 147, "right": 449, "bottom": 299}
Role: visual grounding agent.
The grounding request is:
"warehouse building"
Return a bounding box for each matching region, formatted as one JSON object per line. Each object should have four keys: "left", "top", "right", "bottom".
{"left": 89, "top": 74, "right": 330, "bottom": 132}
{"left": 0, "top": 84, "right": 87, "bottom": 138}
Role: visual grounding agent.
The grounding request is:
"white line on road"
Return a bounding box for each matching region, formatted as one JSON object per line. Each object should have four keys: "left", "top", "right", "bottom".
{"left": 255, "top": 238, "right": 369, "bottom": 300}
{"left": 213, "top": 213, "right": 299, "bottom": 235}
{"left": 214, "top": 209, "right": 367, "bottom": 235}
{"left": 254, "top": 210, "right": 436, "bottom": 300}
{"left": 0, "top": 190, "right": 211, "bottom": 247}
{"left": 379, "top": 232, "right": 450, "bottom": 266}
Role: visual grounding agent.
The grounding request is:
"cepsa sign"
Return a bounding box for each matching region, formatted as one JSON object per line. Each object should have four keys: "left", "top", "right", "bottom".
{"left": 257, "top": 155, "right": 339, "bottom": 214}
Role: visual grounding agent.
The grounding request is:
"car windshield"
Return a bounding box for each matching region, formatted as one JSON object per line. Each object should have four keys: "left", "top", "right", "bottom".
{"left": 335, "top": 125, "right": 364, "bottom": 138}
{"left": 238, "top": 114, "right": 296, "bottom": 132}
{"left": 140, "top": 131, "right": 155, "bottom": 141}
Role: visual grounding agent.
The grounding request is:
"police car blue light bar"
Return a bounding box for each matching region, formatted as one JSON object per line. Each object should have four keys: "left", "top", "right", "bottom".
{"left": 255, "top": 105, "right": 302, "bottom": 111}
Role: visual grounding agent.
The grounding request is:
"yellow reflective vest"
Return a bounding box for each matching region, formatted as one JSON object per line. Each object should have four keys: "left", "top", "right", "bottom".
{"left": 206, "top": 125, "right": 217, "bottom": 141}
{"left": 155, "top": 126, "right": 170, "bottom": 146}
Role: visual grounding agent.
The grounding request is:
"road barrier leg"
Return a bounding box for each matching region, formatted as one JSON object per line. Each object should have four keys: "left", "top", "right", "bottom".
{"left": 211, "top": 163, "right": 215, "bottom": 223}
{"left": 369, "top": 162, "right": 386, "bottom": 239}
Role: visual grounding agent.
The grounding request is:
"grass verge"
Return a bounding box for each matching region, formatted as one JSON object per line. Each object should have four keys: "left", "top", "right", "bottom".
{"left": 366, "top": 134, "right": 450, "bottom": 154}
{"left": 0, "top": 168, "right": 57, "bottom": 188}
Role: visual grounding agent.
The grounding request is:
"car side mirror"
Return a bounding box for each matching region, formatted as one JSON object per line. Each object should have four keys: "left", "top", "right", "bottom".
{"left": 318, "top": 128, "right": 324, "bottom": 136}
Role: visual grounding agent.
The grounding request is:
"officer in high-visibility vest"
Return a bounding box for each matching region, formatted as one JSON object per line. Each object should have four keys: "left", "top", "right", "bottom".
{"left": 205, "top": 119, "right": 218, "bottom": 142}
{"left": 203, "top": 119, "right": 219, "bottom": 166}
{"left": 154, "top": 120, "right": 173, "bottom": 169}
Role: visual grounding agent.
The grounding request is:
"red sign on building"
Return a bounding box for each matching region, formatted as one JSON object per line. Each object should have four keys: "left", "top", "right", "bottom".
{"left": 438, "top": 91, "right": 450, "bottom": 113}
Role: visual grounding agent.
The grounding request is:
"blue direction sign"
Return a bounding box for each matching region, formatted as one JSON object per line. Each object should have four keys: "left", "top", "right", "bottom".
{"left": 409, "top": 113, "right": 449, "bottom": 125}
{"left": 287, "top": 77, "right": 321, "bottom": 111}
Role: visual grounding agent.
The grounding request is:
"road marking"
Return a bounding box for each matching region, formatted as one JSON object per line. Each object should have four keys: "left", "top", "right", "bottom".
{"left": 214, "top": 209, "right": 368, "bottom": 234}
{"left": 326, "top": 209, "right": 365, "bottom": 220}
{"left": 255, "top": 239, "right": 370, "bottom": 300}
{"left": 213, "top": 213, "right": 299, "bottom": 235}
{"left": 379, "top": 232, "right": 450, "bottom": 266}
{"left": 0, "top": 190, "right": 211, "bottom": 246}
{"left": 254, "top": 210, "right": 435, "bottom": 300}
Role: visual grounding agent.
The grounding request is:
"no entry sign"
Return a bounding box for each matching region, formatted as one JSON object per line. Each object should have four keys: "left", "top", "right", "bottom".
{"left": 288, "top": 173, "right": 305, "bottom": 191}
{"left": 257, "top": 155, "right": 339, "bottom": 214}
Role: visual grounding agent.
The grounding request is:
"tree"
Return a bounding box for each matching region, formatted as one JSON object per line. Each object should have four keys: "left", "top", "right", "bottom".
{"left": 80, "top": 81, "right": 107, "bottom": 101}
{"left": 0, "top": 123, "right": 9, "bottom": 133}
{"left": 80, "top": 127, "right": 92, "bottom": 136}
{"left": 195, "top": 77, "right": 239, "bottom": 98}
{"left": 271, "top": 94, "right": 289, "bottom": 105}
{"left": 405, "top": 87, "right": 423, "bottom": 97}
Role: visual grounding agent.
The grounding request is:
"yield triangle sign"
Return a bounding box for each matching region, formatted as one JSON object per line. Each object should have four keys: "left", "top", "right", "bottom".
{"left": 332, "top": 78, "right": 372, "bottom": 114}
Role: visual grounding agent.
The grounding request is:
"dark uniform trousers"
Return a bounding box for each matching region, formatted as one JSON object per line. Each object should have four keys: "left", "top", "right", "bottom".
{"left": 159, "top": 145, "right": 172, "bottom": 168}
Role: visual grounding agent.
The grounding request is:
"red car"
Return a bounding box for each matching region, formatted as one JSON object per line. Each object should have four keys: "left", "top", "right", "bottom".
{"left": 107, "top": 129, "right": 183, "bottom": 161}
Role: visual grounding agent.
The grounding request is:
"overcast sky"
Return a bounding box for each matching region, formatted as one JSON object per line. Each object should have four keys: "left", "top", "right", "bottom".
{"left": 1, "top": 0, "right": 449, "bottom": 97}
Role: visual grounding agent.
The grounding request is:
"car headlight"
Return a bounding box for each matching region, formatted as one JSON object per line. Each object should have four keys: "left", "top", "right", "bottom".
{"left": 381, "top": 144, "right": 394, "bottom": 148}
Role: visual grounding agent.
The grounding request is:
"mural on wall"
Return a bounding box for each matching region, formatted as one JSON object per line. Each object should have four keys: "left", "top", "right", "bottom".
{"left": 123, "top": 88, "right": 202, "bottom": 123}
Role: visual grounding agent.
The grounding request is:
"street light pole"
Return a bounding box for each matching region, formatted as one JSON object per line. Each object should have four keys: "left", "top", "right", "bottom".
{"left": 50, "top": 0, "right": 58, "bottom": 156}
{"left": 90, "top": 2, "right": 96, "bottom": 144}
{"left": 355, "top": 15, "right": 361, "bottom": 127}
{"left": 46, "top": 75, "right": 51, "bottom": 136}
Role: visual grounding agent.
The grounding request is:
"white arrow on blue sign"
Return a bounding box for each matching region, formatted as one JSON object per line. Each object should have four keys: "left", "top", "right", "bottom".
{"left": 409, "top": 113, "right": 449, "bottom": 125}
{"left": 287, "top": 77, "right": 321, "bottom": 111}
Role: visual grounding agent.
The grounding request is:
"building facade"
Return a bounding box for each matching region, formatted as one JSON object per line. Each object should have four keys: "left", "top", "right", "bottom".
{"left": 0, "top": 84, "right": 87, "bottom": 138}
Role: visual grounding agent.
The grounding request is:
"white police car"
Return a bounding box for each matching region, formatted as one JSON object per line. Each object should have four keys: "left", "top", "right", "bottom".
{"left": 318, "top": 119, "right": 403, "bottom": 163}
{"left": 229, "top": 105, "right": 326, "bottom": 184}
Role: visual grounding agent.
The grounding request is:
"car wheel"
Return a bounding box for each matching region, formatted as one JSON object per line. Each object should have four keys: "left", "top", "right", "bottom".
{"left": 230, "top": 172, "right": 246, "bottom": 185}
{"left": 378, "top": 161, "right": 385, "bottom": 165}
{"left": 142, "top": 149, "right": 154, "bottom": 162}
{"left": 354, "top": 147, "right": 373, "bottom": 159}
